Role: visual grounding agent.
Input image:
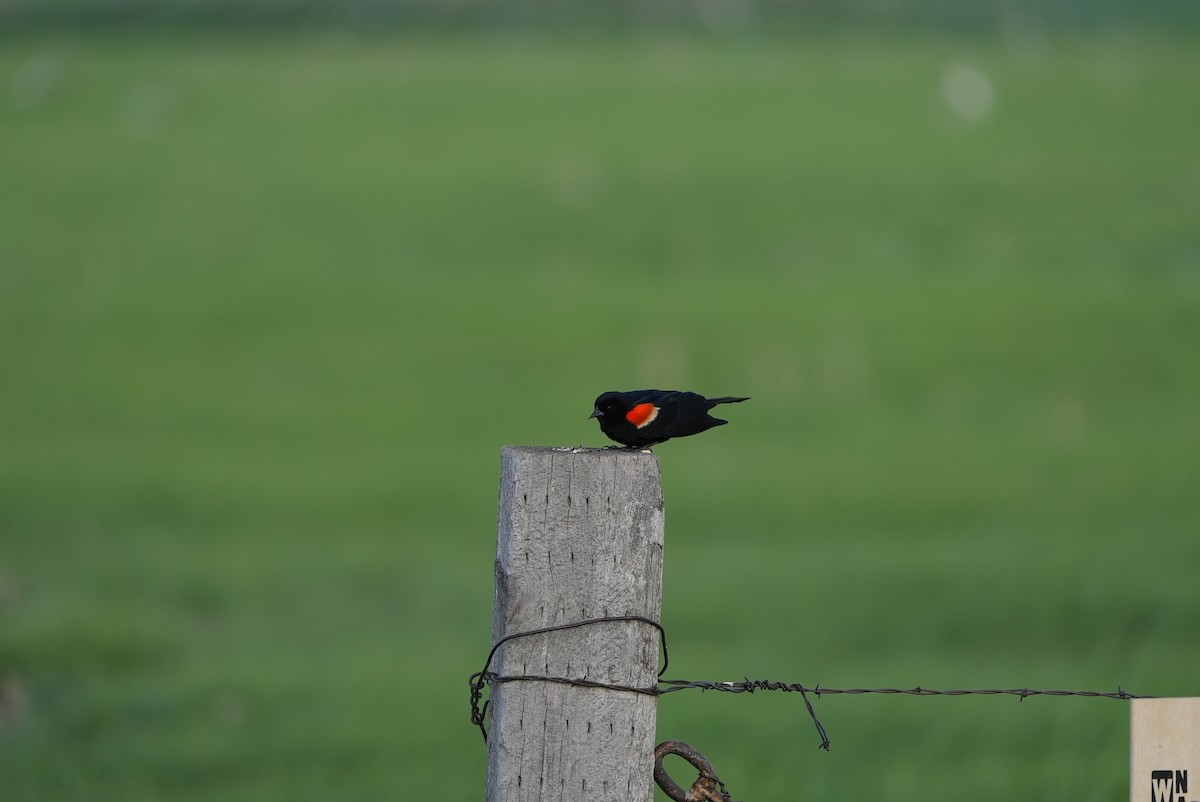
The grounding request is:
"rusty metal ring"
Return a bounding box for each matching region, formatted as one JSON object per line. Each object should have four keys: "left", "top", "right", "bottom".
{"left": 654, "top": 740, "right": 733, "bottom": 802}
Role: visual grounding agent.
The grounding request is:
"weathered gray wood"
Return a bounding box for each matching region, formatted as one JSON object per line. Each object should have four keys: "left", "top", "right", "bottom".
{"left": 486, "top": 446, "right": 665, "bottom": 802}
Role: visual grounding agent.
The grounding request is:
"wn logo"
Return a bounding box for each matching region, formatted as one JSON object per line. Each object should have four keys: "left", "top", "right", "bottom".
{"left": 1152, "top": 770, "right": 1197, "bottom": 802}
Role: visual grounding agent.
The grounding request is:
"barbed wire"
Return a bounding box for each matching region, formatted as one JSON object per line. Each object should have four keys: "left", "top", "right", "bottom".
{"left": 469, "top": 615, "right": 1153, "bottom": 750}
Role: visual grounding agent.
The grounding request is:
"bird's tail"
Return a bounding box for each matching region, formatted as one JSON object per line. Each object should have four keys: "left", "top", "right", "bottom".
{"left": 707, "top": 396, "right": 750, "bottom": 406}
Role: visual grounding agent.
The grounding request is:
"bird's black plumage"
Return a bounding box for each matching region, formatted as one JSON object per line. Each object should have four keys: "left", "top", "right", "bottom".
{"left": 589, "top": 389, "right": 749, "bottom": 448}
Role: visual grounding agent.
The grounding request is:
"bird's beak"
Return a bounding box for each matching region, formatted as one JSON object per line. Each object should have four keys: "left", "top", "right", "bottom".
{"left": 588, "top": 408, "right": 601, "bottom": 420}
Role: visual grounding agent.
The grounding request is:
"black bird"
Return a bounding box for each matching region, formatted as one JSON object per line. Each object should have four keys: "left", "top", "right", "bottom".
{"left": 589, "top": 390, "right": 750, "bottom": 448}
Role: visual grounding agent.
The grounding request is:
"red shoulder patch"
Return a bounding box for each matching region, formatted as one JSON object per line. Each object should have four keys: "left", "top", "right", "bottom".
{"left": 625, "top": 403, "right": 659, "bottom": 428}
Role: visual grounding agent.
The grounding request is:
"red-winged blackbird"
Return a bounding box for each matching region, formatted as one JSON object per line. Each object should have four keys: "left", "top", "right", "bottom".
{"left": 589, "top": 390, "right": 750, "bottom": 448}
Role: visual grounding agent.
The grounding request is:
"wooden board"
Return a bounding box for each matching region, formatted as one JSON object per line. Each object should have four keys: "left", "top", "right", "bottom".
{"left": 1131, "top": 698, "right": 1200, "bottom": 802}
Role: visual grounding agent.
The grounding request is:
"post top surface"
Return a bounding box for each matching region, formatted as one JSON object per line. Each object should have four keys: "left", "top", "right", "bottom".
{"left": 502, "top": 445, "right": 658, "bottom": 457}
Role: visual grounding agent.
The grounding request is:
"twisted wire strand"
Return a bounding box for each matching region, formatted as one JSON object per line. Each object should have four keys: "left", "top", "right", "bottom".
{"left": 469, "top": 616, "right": 1152, "bottom": 749}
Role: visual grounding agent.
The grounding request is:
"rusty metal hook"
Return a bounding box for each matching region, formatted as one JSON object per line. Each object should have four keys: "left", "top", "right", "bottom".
{"left": 653, "top": 740, "right": 740, "bottom": 802}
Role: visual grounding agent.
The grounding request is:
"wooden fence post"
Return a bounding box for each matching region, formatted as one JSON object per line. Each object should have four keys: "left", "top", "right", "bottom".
{"left": 485, "top": 446, "right": 665, "bottom": 802}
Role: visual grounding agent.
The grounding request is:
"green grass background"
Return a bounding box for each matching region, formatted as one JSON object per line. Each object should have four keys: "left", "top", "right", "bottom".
{"left": 2, "top": 29, "right": 1198, "bottom": 801}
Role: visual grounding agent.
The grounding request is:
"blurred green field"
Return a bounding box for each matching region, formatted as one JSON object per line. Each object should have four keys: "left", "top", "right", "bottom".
{"left": 1, "top": 31, "right": 1198, "bottom": 801}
